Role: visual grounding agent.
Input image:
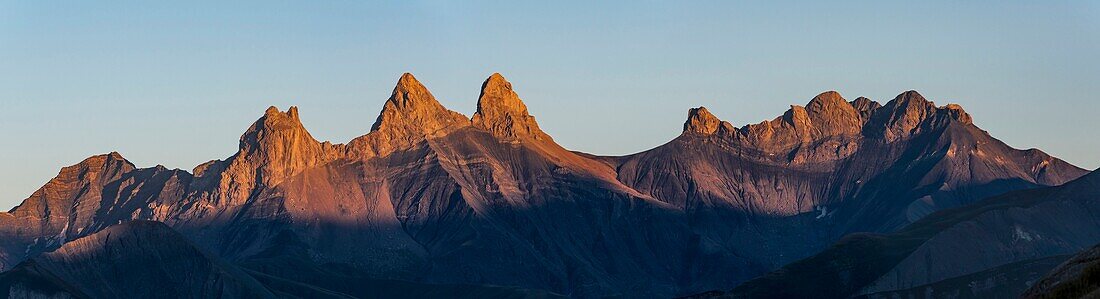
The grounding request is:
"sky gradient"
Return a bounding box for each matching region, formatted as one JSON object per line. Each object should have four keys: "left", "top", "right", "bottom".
{"left": 2, "top": 1, "right": 1098, "bottom": 210}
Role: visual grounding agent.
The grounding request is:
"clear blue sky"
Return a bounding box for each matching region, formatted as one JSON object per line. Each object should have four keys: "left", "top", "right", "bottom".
{"left": 2, "top": 1, "right": 1098, "bottom": 210}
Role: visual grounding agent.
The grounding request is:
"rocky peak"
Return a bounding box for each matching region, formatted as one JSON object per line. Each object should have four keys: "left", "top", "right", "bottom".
{"left": 870, "top": 90, "right": 936, "bottom": 140}
{"left": 870, "top": 90, "right": 976, "bottom": 141}
{"left": 54, "top": 152, "right": 134, "bottom": 185}
{"left": 780, "top": 105, "right": 814, "bottom": 137}
{"left": 805, "top": 91, "right": 845, "bottom": 113}
{"left": 350, "top": 73, "right": 470, "bottom": 157}
{"left": 471, "top": 73, "right": 548, "bottom": 141}
{"left": 893, "top": 90, "right": 934, "bottom": 108}
{"left": 219, "top": 106, "right": 337, "bottom": 202}
{"left": 739, "top": 91, "right": 864, "bottom": 152}
{"left": 883, "top": 90, "right": 935, "bottom": 120}
{"left": 850, "top": 97, "right": 881, "bottom": 121}
{"left": 804, "top": 91, "right": 862, "bottom": 137}
{"left": 241, "top": 106, "right": 311, "bottom": 151}
{"left": 7, "top": 152, "right": 134, "bottom": 224}
{"left": 684, "top": 106, "right": 724, "bottom": 135}
{"left": 370, "top": 73, "right": 469, "bottom": 134}
{"left": 941, "top": 103, "right": 973, "bottom": 125}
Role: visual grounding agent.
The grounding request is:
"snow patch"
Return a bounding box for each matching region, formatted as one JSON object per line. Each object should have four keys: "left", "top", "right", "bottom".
{"left": 1013, "top": 225, "right": 1036, "bottom": 242}
{"left": 814, "top": 206, "right": 834, "bottom": 220}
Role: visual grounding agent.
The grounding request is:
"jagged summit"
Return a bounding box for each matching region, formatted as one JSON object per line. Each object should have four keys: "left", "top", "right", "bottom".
{"left": 219, "top": 106, "right": 340, "bottom": 202}
{"left": 349, "top": 73, "right": 470, "bottom": 157}
{"left": 684, "top": 106, "right": 725, "bottom": 135}
{"left": 471, "top": 73, "right": 548, "bottom": 141}
{"left": 850, "top": 96, "right": 881, "bottom": 121}
{"left": 242, "top": 106, "right": 313, "bottom": 150}
{"left": 264, "top": 105, "right": 299, "bottom": 119}
{"left": 104, "top": 151, "right": 126, "bottom": 161}
{"left": 876, "top": 90, "right": 935, "bottom": 127}
{"left": 370, "top": 73, "right": 469, "bottom": 134}
{"left": 870, "top": 90, "right": 974, "bottom": 141}
{"left": 681, "top": 90, "right": 979, "bottom": 150}
{"left": 733, "top": 91, "right": 863, "bottom": 151}
{"left": 942, "top": 103, "right": 973, "bottom": 124}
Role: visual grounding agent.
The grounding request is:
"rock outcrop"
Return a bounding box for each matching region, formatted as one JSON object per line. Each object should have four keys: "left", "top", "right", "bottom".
{"left": 208, "top": 106, "right": 342, "bottom": 206}
{"left": 683, "top": 107, "right": 732, "bottom": 135}
{"left": 735, "top": 91, "right": 864, "bottom": 152}
{"left": 471, "top": 73, "right": 550, "bottom": 141}
{"left": 348, "top": 73, "right": 470, "bottom": 158}
{"left": 850, "top": 96, "right": 881, "bottom": 121}
{"left": 803, "top": 91, "right": 863, "bottom": 137}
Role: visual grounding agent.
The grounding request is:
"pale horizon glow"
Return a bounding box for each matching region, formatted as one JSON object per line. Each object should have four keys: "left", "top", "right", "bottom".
{"left": 2, "top": 1, "right": 1098, "bottom": 210}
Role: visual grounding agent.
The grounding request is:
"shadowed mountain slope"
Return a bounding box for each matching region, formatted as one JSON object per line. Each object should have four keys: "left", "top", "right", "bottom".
{"left": 0, "top": 220, "right": 276, "bottom": 298}
{"left": 0, "top": 220, "right": 565, "bottom": 299}
{"left": 860, "top": 255, "right": 1070, "bottom": 299}
{"left": 1022, "top": 242, "right": 1100, "bottom": 299}
{"left": 706, "top": 169, "right": 1099, "bottom": 298}
{"left": 0, "top": 74, "right": 1086, "bottom": 297}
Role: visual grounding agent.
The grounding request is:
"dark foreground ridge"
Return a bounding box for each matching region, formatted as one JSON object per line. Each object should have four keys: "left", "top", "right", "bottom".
{"left": 702, "top": 168, "right": 1100, "bottom": 298}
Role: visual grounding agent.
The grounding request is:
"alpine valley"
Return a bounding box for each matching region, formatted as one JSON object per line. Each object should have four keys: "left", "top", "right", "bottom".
{"left": 1, "top": 73, "right": 1095, "bottom": 298}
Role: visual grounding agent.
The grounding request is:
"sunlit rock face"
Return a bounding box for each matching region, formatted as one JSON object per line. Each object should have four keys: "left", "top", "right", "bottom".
{"left": 347, "top": 73, "right": 471, "bottom": 159}
{"left": 471, "top": 73, "right": 551, "bottom": 142}
{"left": 0, "top": 73, "right": 1086, "bottom": 297}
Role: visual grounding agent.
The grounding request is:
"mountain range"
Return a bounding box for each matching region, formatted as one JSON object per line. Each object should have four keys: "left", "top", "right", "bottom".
{"left": 0, "top": 73, "right": 1092, "bottom": 298}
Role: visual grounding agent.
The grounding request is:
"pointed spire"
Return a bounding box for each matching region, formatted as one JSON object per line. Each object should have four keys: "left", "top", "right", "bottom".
{"left": 370, "top": 73, "right": 469, "bottom": 134}
{"left": 347, "top": 73, "right": 469, "bottom": 158}
{"left": 471, "top": 73, "right": 548, "bottom": 141}
{"left": 240, "top": 106, "right": 316, "bottom": 151}
{"left": 287, "top": 106, "right": 300, "bottom": 120}
{"left": 214, "top": 106, "right": 340, "bottom": 203}
{"left": 383, "top": 73, "right": 433, "bottom": 113}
